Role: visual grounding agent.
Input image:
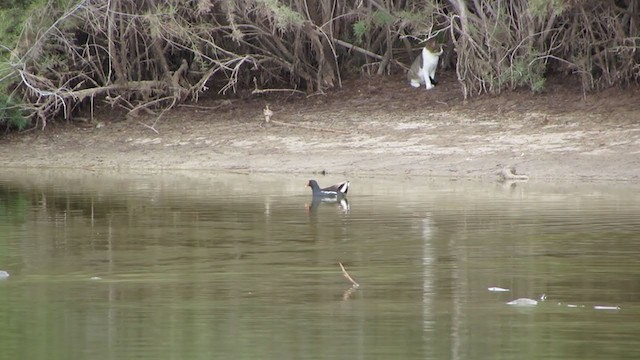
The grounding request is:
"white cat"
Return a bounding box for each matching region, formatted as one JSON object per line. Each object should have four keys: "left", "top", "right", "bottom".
{"left": 407, "top": 39, "right": 443, "bottom": 90}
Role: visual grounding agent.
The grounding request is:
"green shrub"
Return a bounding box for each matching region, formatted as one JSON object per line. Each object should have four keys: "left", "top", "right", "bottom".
{"left": 0, "top": 94, "right": 28, "bottom": 131}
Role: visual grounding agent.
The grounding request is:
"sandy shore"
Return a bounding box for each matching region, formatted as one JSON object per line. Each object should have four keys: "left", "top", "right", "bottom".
{"left": 1, "top": 75, "right": 639, "bottom": 182}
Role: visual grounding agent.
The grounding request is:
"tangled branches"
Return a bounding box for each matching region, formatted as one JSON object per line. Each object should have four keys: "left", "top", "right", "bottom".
{"left": 447, "top": 0, "right": 640, "bottom": 98}
{"left": 2, "top": 0, "right": 639, "bottom": 128}
{"left": 5, "top": 0, "right": 349, "bottom": 128}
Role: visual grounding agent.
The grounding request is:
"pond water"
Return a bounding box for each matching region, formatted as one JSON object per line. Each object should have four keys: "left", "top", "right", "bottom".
{"left": 0, "top": 170, "right": 639, "bottom": 360}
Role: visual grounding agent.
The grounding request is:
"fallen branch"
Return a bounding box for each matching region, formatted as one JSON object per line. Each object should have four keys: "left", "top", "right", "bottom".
{"left": 334, "top": 38, "right": 407, "bottom": 70}
{"left": 338, "top": 262, "right": 360, "bottom": 288}
{"left": 138, "top": 121, "right": 159, "bottom": 134}
{"left": 334, "top": 38, "right": 383, "bottom": 61}
{"left": 69, "top": 81, "right": 169, "bottom": 102}
{"left": 128, "top": 96, "right": 174, "bottom": 118}
{"left": 252, "top": 78, "right": 306, "bottom": 95}
{"left": 177, "top": 100, "right": 233, "bottom": 110}
{"left": 251, "top": 87, "right": 307, "bottom": 95}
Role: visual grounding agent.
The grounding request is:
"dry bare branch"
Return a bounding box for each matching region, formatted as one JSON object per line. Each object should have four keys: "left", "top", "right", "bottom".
{"left": 338, "top": 262, "right": 360, "bottom": 288}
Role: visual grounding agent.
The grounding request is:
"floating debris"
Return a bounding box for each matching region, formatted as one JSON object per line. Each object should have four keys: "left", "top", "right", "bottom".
{"left": 593, "top": 305, "right": 620, "bottom": 311}
{"left": 0, "top": 270, "right": 9, "bottom": 279}
{"left": 565, "top": 304, "right": 584, "bottom": 308}
{"left": 90, "top": 276, "right": 102, "bottom": 280}
{"left": 488, "top": 286, "right": 510, "bottom": 292}
{"left": 507, "top": 294, "right": 546, "bottom": 306}
{"left": 507, "top": 298, "right": 538, "bottom": 306}
{"left": 338, "top": 262, "right": 359, "bottom": 288}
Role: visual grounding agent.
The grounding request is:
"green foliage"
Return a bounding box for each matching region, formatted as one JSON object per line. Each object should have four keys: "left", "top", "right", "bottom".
{"left": 0, "top": 0, "right": 48, "bottom": 129}
{"left": 371, "top": 10, "right": 394, "bottom": 27}
{"left": 509, "top": 52, "right": 547, "bottom": 92}
{"left": 396, "top": 9, "right": 431, "bottom": 24}
{"left": 352, "top": 10, "right": 394, "bottom": 45}
{"left": 260, "top": 0, "right": 304, "bottom": 30}
{"left": 37, "top": 53, "right": 68, "bottom": 72}
{"left": 352, "top": 20, "right": 368, "bottom": 44}
{"left": 0, "top": 94, "right": 28, "bottom": 130}
{"left": 0, "top": 8, "right": 24, "bottom": 47}
{"left": 0, "top": 0, "right": 59, "bottom": 48}
{"left": 530, "top": 76, "right": 546, "bottom": 93}
{"left": 528, "top": 0, "right": 569, "bottom": 18}
{"left": 527, "top": 57, "right": 547, "bottom": 93}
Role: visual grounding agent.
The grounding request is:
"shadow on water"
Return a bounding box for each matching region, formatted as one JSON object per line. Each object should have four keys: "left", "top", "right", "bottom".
{"left": 0, "top": 169, "right": 639, "bottom": 360}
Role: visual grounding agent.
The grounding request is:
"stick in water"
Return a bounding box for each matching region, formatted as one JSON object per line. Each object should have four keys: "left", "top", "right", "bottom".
{"left": 338, "top": 262, "right": 360, "bottom": 288}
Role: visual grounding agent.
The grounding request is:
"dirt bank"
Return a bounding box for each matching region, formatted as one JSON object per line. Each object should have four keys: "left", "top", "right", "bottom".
{"left": 1, "top": 73, "right": 639, "bottom": 181}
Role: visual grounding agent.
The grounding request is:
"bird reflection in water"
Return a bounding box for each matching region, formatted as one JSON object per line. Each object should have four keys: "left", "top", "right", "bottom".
{"left": 306, "top": 196, "right": 350, "bottom": 214}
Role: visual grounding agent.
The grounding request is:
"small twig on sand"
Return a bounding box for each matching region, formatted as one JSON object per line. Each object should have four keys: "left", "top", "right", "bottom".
{"left": 338, "top": 262, "right": 360, "bottom": 288}
{"left": 138, "top": 121, "right": 159, "bottom": 134}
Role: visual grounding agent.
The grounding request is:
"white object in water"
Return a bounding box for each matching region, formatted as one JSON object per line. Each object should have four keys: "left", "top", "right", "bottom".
{"left": 0, "top": 270, "right": 9, "bottom": 279}
{"left": 90, "top": 276, "right": 102, "bottom": 280}
{"left": 593, "top": 305, "right": 620, "bottom": 311}
{"left": 488, "top": 286, "right": 510, "bottom": 292}
{"left": 507, "top": 298, "right": 538, "bottom": 306}
{"left": 507, "top": 294, "right": 546, "bottom": 306}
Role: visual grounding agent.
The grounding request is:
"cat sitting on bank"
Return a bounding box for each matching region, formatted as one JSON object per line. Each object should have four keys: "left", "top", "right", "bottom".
{"left": 407, "top": 38, "right": 443, "bottom": 90}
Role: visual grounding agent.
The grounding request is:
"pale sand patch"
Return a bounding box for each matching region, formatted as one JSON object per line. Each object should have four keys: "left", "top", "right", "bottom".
{"left": 1, "top": 75, "right": 639, "bottom": 182}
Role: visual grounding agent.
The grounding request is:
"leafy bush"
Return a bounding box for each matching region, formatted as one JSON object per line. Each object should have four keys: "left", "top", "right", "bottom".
{"left": 0, "top": 94, "right": 27, "bottom": 131}
{"left": 0, "top": 0, "right": 44, "bottom": 131}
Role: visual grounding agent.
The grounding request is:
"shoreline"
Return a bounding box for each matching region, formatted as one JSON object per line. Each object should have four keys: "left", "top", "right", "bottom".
{"left": 1, "top": 75, "right": 638, "bottom": 182}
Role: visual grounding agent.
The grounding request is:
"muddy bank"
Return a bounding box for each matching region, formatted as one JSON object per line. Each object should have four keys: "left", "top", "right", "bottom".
{"left": 1, "top": 74, "right": 639, "bottom": 181}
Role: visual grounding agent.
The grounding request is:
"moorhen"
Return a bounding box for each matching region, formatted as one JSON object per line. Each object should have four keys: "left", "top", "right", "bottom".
{"left": 307, "top": 179, "right": 350, "bottom": 198}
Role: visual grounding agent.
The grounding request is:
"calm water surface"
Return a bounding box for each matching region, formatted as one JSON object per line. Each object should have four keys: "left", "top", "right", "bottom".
{"left": 0, "top": 170, "right": 639, "bottom": 360}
